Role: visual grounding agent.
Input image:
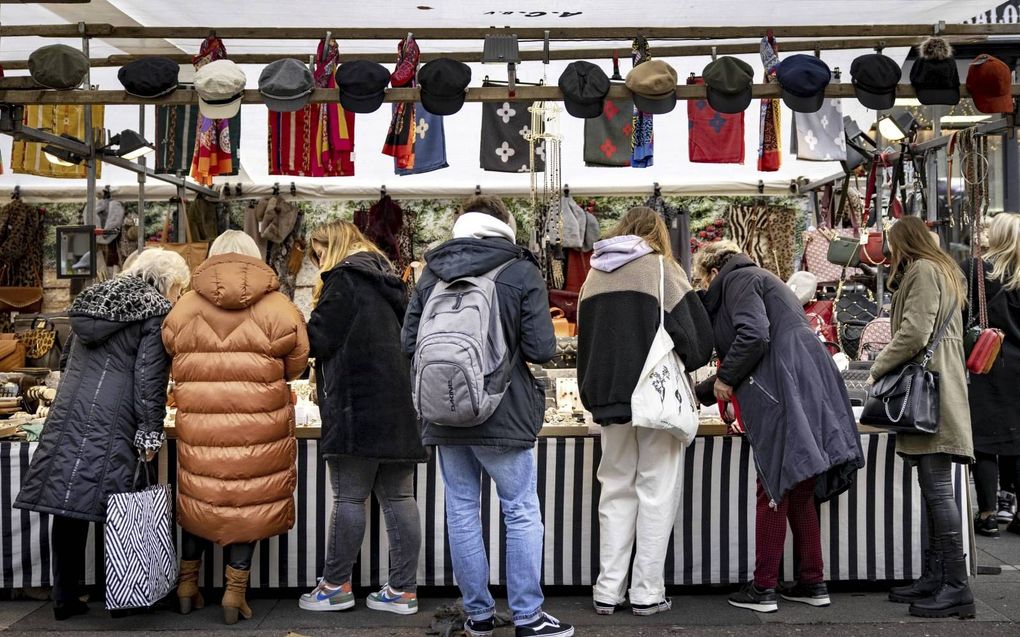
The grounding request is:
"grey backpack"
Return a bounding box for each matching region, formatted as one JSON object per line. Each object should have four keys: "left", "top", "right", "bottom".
{"left": 412, "top": 259, "right": 518, "bottom": 427}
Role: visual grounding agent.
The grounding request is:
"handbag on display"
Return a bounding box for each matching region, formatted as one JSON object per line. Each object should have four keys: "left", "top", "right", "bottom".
{"left": 835, "top": 283, "right": 878, "bottom": 360}
{"left": 858, "top": 317, "right": 892, "bottom": 361}
{"left": 805, "top": 300, "right": 839, "bottom": 354}
{"left": 548, "top": 289, "right": 579, "bottom": 324}
{"left": 550, "top": 308, "right": 575, "bottom": 338}
{"left": 841, "top": 366, "right": 873, "bottom": 407}
{"left": 826, "top": 235, "right": 862, "bottom": 269}
{"left": 0, "top": 335, "right": 26, "bottom": 372}
{"left": 859, "top": 231, "right": 889, "bottom": 266}
{"left": 0, "top": 265, "right": 43, "bottom": 314}
{"left": 630, "top": 256, "right": 699, "bottom": 445}
{"left": 13, "top": 314, "right": 68, "bottom": 370}
{"left": 860, "top": 301, "right": 957, "bottom": 434}
{"left": 104, "top": 457, "right": 178, "bottom": 610}
{"left": 965, "top": 257, "right": 1004, "bottom": 374}
{"left": 146, "top": 205, "right": 209, "bottom": 274}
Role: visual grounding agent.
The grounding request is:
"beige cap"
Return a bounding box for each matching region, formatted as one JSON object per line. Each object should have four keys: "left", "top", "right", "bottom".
{"left": 625, "top": 59, "right": 679, "bottom": 114}
{"left": 194, "top": 59, "right": 247, "bottom": 119}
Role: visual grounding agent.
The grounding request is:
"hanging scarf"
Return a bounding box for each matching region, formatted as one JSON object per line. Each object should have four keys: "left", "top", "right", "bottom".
{"left": 758, "top": 34, "right": 782, "bottom": 172}
{"left": 383, "top": 37, "right": 420, "bottom": 170}
{"left": 630, "top": 37, "right": 654, "bottom": 168}
{"left": 191, "top": 37, "right": 235, "bottom": 185}
{"left": 313, "top": 38, "right": 355, "bottom": 176}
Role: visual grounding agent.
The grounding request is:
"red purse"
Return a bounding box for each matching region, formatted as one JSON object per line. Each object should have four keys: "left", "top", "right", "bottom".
{"left": 860, "top": 231, "right": 888, "bottom": 266}
{"left": 966, "top": 257, "right": 1004, "bottom": 374}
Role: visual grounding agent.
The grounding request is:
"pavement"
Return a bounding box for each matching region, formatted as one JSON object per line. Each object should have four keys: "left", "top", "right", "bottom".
{"left": 0, "top": 529, "right": 1017, "bottom": 636}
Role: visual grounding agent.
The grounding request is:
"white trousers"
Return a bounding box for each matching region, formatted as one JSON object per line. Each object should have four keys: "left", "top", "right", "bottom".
{"left": 593, "top": 423, "right": 683, "bottom": 606}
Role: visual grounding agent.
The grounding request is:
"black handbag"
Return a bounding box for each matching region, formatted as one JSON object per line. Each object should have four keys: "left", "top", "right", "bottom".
{"left": 835, "top": 284, "right": 878, "bottom": 359}
{"left": 860, "top": 301, "right": 956, "bottom": 434}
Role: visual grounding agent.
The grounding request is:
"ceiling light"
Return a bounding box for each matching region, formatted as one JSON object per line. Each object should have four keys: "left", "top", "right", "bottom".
{"left": 42, "top": 134, "right": 86, "bottom": 166}
{"left": 878, "top": 111, "right": 918, "bottom": 141}
{"left": 104, "top": 129, "right": 154, "bottom": 160}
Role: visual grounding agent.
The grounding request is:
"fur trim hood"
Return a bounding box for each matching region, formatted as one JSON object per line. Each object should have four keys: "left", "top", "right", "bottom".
{"left": 919, "top": 37, "right": 953, "bottom": 60}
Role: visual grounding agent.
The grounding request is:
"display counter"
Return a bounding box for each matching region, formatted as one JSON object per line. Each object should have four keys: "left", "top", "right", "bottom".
{"left": 0, "top": 428, "right": 971, "bottom": 590}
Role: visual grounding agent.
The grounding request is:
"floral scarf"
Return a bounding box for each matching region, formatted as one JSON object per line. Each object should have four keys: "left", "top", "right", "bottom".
{"left": 630, "top": 36, "right": 654, "bottom": 168}
{"left": 758, "top": 33, "right": 782, "bottom": 172}
{"left": 313, "top": 38, "right": 355, "bottom": 176}
{"left": 191, "top": 37, "right": 234, "bottom": 185}
{"left": 383, "top": 37, "right": 420, "bottom": 170}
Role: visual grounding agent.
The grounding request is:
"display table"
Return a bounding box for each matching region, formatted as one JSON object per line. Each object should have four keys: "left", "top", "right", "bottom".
{"left": 0, "top": 432, "right": 970, "bottom": 589}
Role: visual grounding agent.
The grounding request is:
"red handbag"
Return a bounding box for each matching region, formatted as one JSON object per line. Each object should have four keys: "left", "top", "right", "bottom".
{"left": 805, "top": 300, "right": 839, "bottom": 354}
{"left": 548, "top": 289, "right": 579, "bottom": 324}
{"left": 860, "top": 231, "right": 888, "bottom": 266}
{"left": 966, "top": 257, "right": 1004, "bottom": 374}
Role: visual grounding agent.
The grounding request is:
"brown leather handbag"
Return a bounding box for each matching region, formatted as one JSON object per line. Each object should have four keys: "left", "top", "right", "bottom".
{"left": 0, "top": 336, "right": 26, "bottom": 372}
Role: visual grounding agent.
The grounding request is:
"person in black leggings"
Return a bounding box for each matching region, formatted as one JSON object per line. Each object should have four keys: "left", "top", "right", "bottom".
{"left": 975, "top": 453, "right": 1020, "bottom": 533}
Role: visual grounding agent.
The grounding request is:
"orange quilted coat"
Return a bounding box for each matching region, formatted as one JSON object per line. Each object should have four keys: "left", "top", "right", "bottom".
{"left": 162, "top": 253, "right": 309, "bottom": 545}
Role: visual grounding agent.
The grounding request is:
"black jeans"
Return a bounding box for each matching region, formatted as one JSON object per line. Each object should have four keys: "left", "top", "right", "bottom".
{"left": 51, "top": 516, "right": 90, "bottom": 605}
{"left": 974, "top": 451, "right": 1020, "bottom": 513}
{"left": 915, "top": 453, "right": 964, "bottom": 558}
{"left": 180, "top": 530, "right": 256, "bottom": 571}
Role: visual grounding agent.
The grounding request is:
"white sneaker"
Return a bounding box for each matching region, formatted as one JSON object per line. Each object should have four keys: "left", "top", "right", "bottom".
{"left": 298, "top": 580, "right": 355, "bottom": 611}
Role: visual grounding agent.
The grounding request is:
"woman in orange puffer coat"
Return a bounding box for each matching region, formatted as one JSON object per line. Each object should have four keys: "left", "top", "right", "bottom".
{"left": 162, "top": 230, "right": 309, "bottom": 625}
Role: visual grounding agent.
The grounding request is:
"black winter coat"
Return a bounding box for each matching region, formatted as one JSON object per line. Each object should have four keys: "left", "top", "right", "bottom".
{"left": 964, "top": 258, "right": 1020, "bottom": 454}
{"left": 310, "top": 253, "right": 426, "bottom": 463}
{"left": 403, "top": 238, "right": 556, "bottom": 448}
{"left": 701, "top": 255, "right": 864, "bottom": 504}
{"left": 15, "top": 276, "right": 172, "bottom": 522}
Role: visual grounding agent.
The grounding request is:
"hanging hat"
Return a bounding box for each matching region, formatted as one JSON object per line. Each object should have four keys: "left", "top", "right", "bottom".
{"left": 702, "top": 56, "right": 754, "bottom": 114}
{"left": 625, "top": 59, "right": 678, "bottom": 114}
{"left": 558, "top": 61, "right": 611, "bottom": 119}
{"left": 776, "top": 54, "right": 832, "bottom": 113}
{"left": 335, "top": 60, "right": 391, "bottom": 114}
{"left": 850, "top": 53, "right": 902, "bottom": 111}
{"left": 418, "top": 58, "right": 472, "bottom": 116}
{"left": 259, "top": 58, "right": 315, "bottom": 112}
{"left": 194, "top": 59, "right": 247, "bottom": 119}
{"left": 118, "top": 56, "right": 180, "bottom": 99}
{"left": 966, "top": 54, "right": 1014, "bottom": 114}
{"left": 29, "top": 44, "right": 89, "bottom": 90}
{"left": 910, "top": 37, "right": 960, "bottom": 106}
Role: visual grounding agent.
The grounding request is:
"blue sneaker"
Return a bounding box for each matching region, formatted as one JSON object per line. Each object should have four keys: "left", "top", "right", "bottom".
{"left": 298, "top": 580, "right": 355, "bottom": 611}
{"left": 366, "top": 583, "right": 418, "bottom": 615}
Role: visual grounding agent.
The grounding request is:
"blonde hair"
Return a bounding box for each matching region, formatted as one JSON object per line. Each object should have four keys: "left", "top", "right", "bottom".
{"left": 310, "top": 220, "right": 389, "bottom": 305}
{"left": 208, "top": 230, "right": 262, "bottom": 259}
{"left": 985, "top": 213, "right": 1020, "bottom": 291}
{"left": 693, "top": 240, "right": 743, "bottom": 282}
{"left": 121, "top": 247, "right": 190, "bottom": 296}
{"left": 608, "top": 207, "right": 673, "bottom": 257}
{"left": 888, "top": 216, "right": 966, "bottom": 305}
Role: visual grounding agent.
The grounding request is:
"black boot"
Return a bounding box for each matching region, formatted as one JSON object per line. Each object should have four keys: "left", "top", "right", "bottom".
{"left": 908, "top": 555, "right": 975, "bottom": 619}
{"left": 889, "top": 536, "right": 942, "bottom": 603}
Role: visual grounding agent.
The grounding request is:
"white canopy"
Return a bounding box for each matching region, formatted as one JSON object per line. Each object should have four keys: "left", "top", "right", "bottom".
{"left": 0, "top": 1, "right": 1003, "bottom": 200}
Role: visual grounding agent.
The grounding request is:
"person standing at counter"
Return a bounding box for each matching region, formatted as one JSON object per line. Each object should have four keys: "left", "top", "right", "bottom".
{"left": 15, "top": 249, "right": 191, "bottom": 621}
{"left": 693, "top": 241, "right": 863, "bottom": 614}
{"left": 162, "top": 231, "right": 309, "bottom": 625}
{"left": 298, "top": 221, "right": 427, "bottom": 616}
{"left": 871, "top": 217, "right": 974, "bottom": 618}
{"left": 576, "top": 206, "right": 713, "bottom": 616}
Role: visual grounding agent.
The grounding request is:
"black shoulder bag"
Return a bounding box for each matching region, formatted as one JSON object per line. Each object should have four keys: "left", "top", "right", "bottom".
{"left": 860, "top": 300, "right": 957, "bottom": 434}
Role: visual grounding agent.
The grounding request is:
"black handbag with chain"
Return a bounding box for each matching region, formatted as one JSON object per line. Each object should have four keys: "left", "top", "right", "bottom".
{"left": 835, "top": 284, "right": 878, "bottom": 359}
{"left": 860, "top": 301, "right": 957, "bottom": 434}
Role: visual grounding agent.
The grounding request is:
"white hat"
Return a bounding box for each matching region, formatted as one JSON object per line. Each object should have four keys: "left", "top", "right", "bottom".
{"left": 194, "top": 59, "right": 246, "bottom": 119}
{"left": 786, "top": 271, "right": 818, "bottom": 306}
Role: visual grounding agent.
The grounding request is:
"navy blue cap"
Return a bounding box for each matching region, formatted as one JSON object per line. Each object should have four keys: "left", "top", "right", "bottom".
{"left": 776, "top": 54, "right": 832, "bottom": 113}
{"left": 335, "top": 60, "right": 391, "bottom": 114}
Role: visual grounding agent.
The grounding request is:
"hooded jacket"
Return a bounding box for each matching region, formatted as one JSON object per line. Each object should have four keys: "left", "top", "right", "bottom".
{"left": 162, "top": 253, "right": 309, "bottom": 545}
{"left": 577, "top": 236, "right": 713, "bottom": 424}
{"left": 15, "top": 276, "right": 172, "bottom": 522}
{"left": 309, "top": 252, "right": 426, "bottom": 462}
{"left": 402, "top": 236, "right": 556, "bottom": 447}
{"left": 701, "top": 255, "right": 864, "bottom": 504}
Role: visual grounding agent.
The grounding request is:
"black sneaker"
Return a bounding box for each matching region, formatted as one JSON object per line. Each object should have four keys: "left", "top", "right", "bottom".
{"left": 632, "top": 598, "right": 672, "bottom": 616}
{"left": 728, "top": 582, "right": 778, "bottom": 613}
{"left": 465, "top": 617, "right": 495, "bottom": 637}
{"left": 975, "top": 514, "right": 999, "bottom": 537}
{"left": 779, "top": 581, "right": 831, "bottom": 607}
{"left": 515, "top": 612, "right": 575, "bottom": 637}
{"left": 593, "top": 599, "right": 621, "bottom": 615}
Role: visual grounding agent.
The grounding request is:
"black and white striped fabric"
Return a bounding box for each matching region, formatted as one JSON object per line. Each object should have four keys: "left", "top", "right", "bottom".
{"left": 0, "top": 434, "right": 970, "bottom": 589}
{"left": 104, "top": 481, "right": 177, "bottom": 609}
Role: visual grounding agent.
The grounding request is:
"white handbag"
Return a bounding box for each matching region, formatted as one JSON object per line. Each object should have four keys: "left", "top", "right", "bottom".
{"left": 630, "top": 256, "right": 700, "bottom": 445}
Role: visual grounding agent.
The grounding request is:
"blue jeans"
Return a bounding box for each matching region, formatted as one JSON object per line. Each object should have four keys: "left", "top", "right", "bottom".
{"left": 437, "top": 445, "right": 544, "bottom": 626}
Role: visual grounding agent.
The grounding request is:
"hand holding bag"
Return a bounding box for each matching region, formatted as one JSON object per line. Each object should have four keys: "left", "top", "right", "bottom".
{"left": 630, "top": 256, "right": 699, "bottom": 445}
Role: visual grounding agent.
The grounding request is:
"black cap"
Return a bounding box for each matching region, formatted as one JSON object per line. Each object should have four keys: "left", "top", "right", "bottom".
{"left": 775, "top": 54, "right": 832, "bottom": 113}
{"left": 118, "top": 56, "right": 180, "bottom": 99}
{"left": 702, "top": 56, "right": 754, "bottom": 114}
{"left": 910, "top": 37, "right": 960, "bottom": 106}
{"left": 850, "top": 54, "right": 902, "bottom": 111}
{"left": 418, "top": 58, "right": 472, "bottom": 116}
{"left": 558, "top": 61, "right": 610, "bottom": 119}
{"left": 335, "top": 60, "right": 391, "bottom": 114}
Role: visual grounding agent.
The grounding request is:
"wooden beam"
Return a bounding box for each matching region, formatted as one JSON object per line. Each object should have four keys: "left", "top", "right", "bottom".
{"left": 0, "top": 82, "right": 1015, "bottom": 106}
{"left": 0, "top": 36, "right": 980, "bottom": 71}
{"left": 0, "top": 22, "right": 1016, "bottom": 40}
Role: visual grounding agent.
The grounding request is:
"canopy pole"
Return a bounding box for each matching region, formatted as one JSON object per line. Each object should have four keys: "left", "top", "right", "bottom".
{"left": 137, "top": 104, "right": 146, "bottom": 254}
{"left": 81, "top": 23, "right": 95, "bottom": 227}
{"left": 874, "top": 110, "right": 885, "bottom": 313}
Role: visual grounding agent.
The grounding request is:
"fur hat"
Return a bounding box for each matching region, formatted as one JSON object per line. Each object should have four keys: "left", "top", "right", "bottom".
{"left": 918, "top": 37, "right": 953, "bottom": 61}
{"left": 910, "top": 37, "right": 960, "bottom": 106}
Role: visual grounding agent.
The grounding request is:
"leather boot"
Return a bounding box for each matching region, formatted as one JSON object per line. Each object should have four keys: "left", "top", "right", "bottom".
{"left": 888, "top": 536, "right": 942, "bottom": 603}
{"left": 221, "top": 565, "right": 253, "bottom": 625}
{"left": 909, "top": 555, "right": 976, "bottom": 619}
{"left": 176, "top": 559, "right": 204, "bottom": 615}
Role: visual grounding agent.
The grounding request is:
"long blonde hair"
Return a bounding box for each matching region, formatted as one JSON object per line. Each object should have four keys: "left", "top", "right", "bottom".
{"left": 310, "top": 220, "right": 390, "bottom": 305}
{"left": 608, "top": 206, "right": 673, "bottom": 256}
{"left": 888, "top": 216, "right": 966, "bottom": 305}
{"left": 985, "top": 213, "right": 1020, "bottom": 291}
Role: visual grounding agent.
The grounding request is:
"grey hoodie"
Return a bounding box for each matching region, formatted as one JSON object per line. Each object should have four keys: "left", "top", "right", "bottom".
{"left": 590, "top": 235, "right": 654, "bottom": 273}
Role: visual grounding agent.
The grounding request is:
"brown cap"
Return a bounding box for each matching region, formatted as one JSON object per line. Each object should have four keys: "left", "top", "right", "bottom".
{"left": 966, "top": 54, "right": 1014, "bottom": 114}
{"left": 625, "top": 59, "right": 678, "bottom": 114}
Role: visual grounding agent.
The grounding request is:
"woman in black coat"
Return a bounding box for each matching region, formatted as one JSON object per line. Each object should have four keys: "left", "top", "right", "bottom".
{"left": 967, "top": 213, "right": 1020, "bottom": 537}
{"left": 299, "top": 221, "right": 426, "bottom": 616}
{"left": 694, "top": 242, "right": 864, "bottom": 614}
{"left": 15, "top": 248, "right": 190, "bottom": 620}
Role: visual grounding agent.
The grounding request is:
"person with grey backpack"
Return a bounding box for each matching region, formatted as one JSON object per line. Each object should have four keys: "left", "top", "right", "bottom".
{"left": 403, "top": 196, "right": 571, "bottom": 637}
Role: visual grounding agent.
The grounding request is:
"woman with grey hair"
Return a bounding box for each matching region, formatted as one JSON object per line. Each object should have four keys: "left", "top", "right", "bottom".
{"left": 15, "top": 248, "right": 190, "bottom": 621}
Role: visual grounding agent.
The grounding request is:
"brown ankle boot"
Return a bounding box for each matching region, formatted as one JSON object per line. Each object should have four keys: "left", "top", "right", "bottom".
{"left": 221, "top": 566, "right": 253, "bottom": 625}
{"left": 177, "top": 559, "right": 204, "bottom": 615}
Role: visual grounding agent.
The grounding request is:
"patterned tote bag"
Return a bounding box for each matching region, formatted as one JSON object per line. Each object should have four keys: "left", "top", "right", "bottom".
{"left": 105, "top": 459, "right": 178, "bottom": 610}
